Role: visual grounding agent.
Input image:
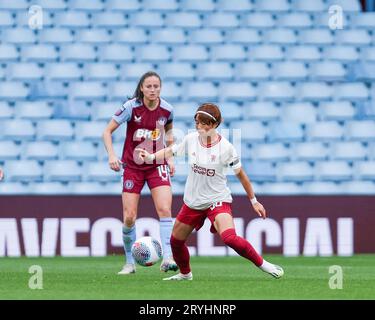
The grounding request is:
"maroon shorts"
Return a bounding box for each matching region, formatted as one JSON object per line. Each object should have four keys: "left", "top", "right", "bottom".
{"left": 176, "top": 202, "right": 233, "bottom": 234}
{"left": 122, "top": 164, "right": 171, "bottom": 194}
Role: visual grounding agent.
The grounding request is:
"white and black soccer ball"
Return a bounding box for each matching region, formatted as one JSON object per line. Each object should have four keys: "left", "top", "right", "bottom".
{"left": 131, "top": 236, "right": 163, "bottom": 267}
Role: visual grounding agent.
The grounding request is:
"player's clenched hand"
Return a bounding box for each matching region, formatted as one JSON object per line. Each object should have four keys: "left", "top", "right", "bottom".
{"left": 135, "top": 148, "right": 150, "bottom": 162}
{"left": 109, "top": 154, "right": 122, "bottom": 172}
{"left": 252, "top": 202, "right": 267, "bottom": 219}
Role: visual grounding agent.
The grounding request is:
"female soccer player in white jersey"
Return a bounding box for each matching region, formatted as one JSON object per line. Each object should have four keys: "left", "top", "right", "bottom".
{"left": 136, "top": 103, "right": 284, "bottom": 281}
{"left": 103, "top": 71, "right": 177, "bottom": 275}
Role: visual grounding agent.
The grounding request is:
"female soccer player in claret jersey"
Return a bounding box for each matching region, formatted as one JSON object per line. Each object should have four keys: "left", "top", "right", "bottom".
{"left": 103, "top": 71, "right": 178, "bottom": 275}
{"left": 137, "top": 103, "right": 284, "bottom": 280}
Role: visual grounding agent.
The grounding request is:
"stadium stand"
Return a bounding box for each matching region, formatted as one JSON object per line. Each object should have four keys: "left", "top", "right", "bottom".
{"left": 0, "top": 0, "right": 374, "bottom": 195}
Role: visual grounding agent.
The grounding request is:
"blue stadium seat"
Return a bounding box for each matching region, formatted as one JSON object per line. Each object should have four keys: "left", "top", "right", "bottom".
{"left": 2, "top": 28, "right": 36, "bottom": 44}
{"left": 24, "top": 141, "right": 58, "bottom": 160}
{"left": 75, "top": 121, "right": 107, "bottom": 142}
{"left": 0, "top": 183, "right": 29, "bottom": 194}
{"left": 173, "top": 162, "right": 190, "bottom": 183}
{"left": 277, "top": 13, "right": 312, "bottom": 28}
{"left": 326, "top": 0, "right": 361, "bottom": 11}
{"left": 258, "top": 82, "right": 296, "bottom": 101}
{"left": 0, "top": 102, "right": 13, "bottom": 119}
{"left": 83, "top": 162, "right": 121, "bottom": 182}
{"left": 220, "top": 103, "right": 244, "bottom": 121}
{"left": 70, "top": 82, "right": 107, "bottom": 100}
{"left": 45, "top": 63, "right": 82, "bottom": 81}
{"left": 210, "top": 45, "right": 246, "bottom": 62}
{"left": 120, "top": 63, "right": 155, "bottom": 80}
{"left": 69, "top": 0, "right": 104, "bottom": 11}
{"left": 292, "top": 142, "right": 328, "bottom": 161}
{"left": 28, "top": 182, "right": 69, "bottom": 195}
{"left": 136, "top": 45, "right": 170, "bottom": 62}
{"left": 91, "top": 12, "right": 127, "bottom": 28}
{"left": 189, "top": 29, "right": 224, "bottom": 44}
{"left": 0, "top": 0, "right": 28, "bottom": 10}
{"left": 180, "top": 0, "right": 215, "bottom": 11}
{"left": 255, "top": 0, "right": 290, "bottom": 12}
{"left": 310, "top": 62, "right": 346, "bottom": 81}
{"left": 243, "top": 161, "right": 276, "bottom": 182}
{"left": 185, "top": 82, "right": 218, "bottom": 101}
{"left": 203, "top": 13, "right": 240, "bottom": 28}
{"left": 112, "top": 28, "right": 148, "bottom": 44}
{"left": 173, "top": 45, "right": 209, "bottom": 62}
{"left": 0, "top": 82, "right": 29, "bottom": 100}
{"left": 33, "top": 0, "right": 66, "bottom": 10}
{"left": 109, "top": 82, "right": 137, "bottom": 100}
{"left": 302, "top": 182, "right": 342, "bottom": 195}
{"left": 107, "top": 0, "right": 141, "bottom": 11}
{"left": 277, "top": 162, "right": 314, "bottom": 182}
{"left": 269, "top": 122, "right": 304, "bottom": 142}
{"left": 36, "top": 120, "right": 74, "bottom": 141}
{"left": 173, "top": 103, "right": 196, "bottom": 122}
{"left": 349, "top": 62, "right": 375, "bottom": 81}
{"left": 0, "top": 45, "right": 19, "bottom": 62}
{"left": 196, "top": 62, "right": 233, "bottom": 81}
{"left": 62, "top": 141, "right": 98, "bottom": 161}
{"left": 53, "top": 101, "right": 91, "bottom": 120}
{"left": 38, "top": 29, "right": 74, "bottom": 44}
{"left": 0, "top": 141, "right": 21, "bottom": 160}
{"left": 60, "top": 44, "right": 96, "bottom": 62}
{"left": 159, "top": 82, "right": 182, "bottom": 102}
{"left": 99, "top": 45, "right": 134, "bottom": 63}
{"left": 4, "top": 160, "right": 43, "bottom": 182}
{"left": 217, "top": 0, "right": 252, "bottom": 12}
{"left": 7, "top": 63, "right": 44, "bottom": 80}
{"left": 354, "top": 161, "right": 375, "bottom": 180}
{"left": 235, "top": 62, "right": 271, "bottom": 81}
{"left": 129, "top": 12, "right": 164, "bottom": 28}
{"left": 228, "top": 121, "right": 268, "bottom": 142}
{"left": 75, "top": 30, "right": 111, "bottom": 44}
{"left": 219, "top": 82, "right": 257, "bottom": 101}
{"left": 21, "top": 45, "right": 58, "bottom": 62}
{"left": 15, "top": 101, "right": 53, "bottom": 120}
{"left": 142, "top": 0, "right": 178, "bottom": 11}
{"left": 345, "top": 121, "right": 375, "bottom": 141}
{"left": 315, "top": 161, "right": 352, "bottom": 181}
{"left": 251, "top": 143, "right": 290, "bottom": 162}
{"left": 299, "top": 29, "right": 333, "bottom": 45}
{"left": 339, "top": 181, "right": 375, "bottom": 195}
{"left": 350, "top": 12, "right": 375, "bottom": 29}
{"left": 150, "top": 29, "right": 186, "bottom": 45}
{"left": 225, "top": 29, "right": 261, "bottom": 44}
{"left": 287, "top": 46, "right": 321, "bottom": 61}
{"left": 263, "top": 29, "right": 297, "bottom": 45}
{"left": 335, "top": 30, "right": 372, "bottom": 46}
{"left": 54, "top": 12, "right": 90, "bottom": 28}
{"left": 1, "top": 120, "right": 35, "bottom": 141}
{"left": 260, "top": 182, "right": 302, "bottom": 195}
{"left": 306, "top": 122, "right": 344, "bottom": 141}
{"left": 245, "top": 13, "right": 275, "bottom": 28}
{"left": 272, "top": 62, "right": 308, "bottom": 80}
{"left": 335, "top": 83, "right": 369, "bottom": 101}
{"left": 281, "top": 103, "right": 317, "bottom": 123}
{"left": 84, "top": 63, "right": 119, "bottom": 81}
{"left": 249, "top": 45, "right": 284, "bottom": 61}
{"left": 158, "top": 63, "right": 195, "bottom": 81}
{"left": 245, "top": 102, "right": 280, "bottom": 121}
{"left": 0, "top": 12, "right": 14, "bottom": 27}
{"left": 44, "top": 160, "right": 82, "bottom": 182}
{"left": 331, "top": 142, "right": 368, "bottom": 161}
{"left": 298, "top": 82, "right": 333, "bottom": 101}
{"left": 319, "top": 101, "right": 356, "bottom": 121}
{"left": 68, "top": 182, "right": 121, "bottom": 195}
{"left": 294, "top": 0, "right": 326, "bottom": 12}
{"left": 323, "top": 46, "right": 359, "bottom": 62}
{"left": 91, "top": 102, "right": 118, "bottom": 121}
{"left": 164, "top": 12, "right": 201, "bottom": 28}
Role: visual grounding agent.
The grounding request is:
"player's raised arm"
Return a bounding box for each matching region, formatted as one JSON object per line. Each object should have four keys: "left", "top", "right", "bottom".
{"left": 136, "top": 146, "right": 174, "bottom": 163}
{"left": 234, "top": 167, "right": 267, "bottom": 219}
{"left": 102, "top": 119, "right": 122, "bottom": 172}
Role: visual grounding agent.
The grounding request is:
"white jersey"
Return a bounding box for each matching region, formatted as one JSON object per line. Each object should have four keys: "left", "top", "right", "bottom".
{"left": 171, "top": 131, "right": 242, "bottom": 210}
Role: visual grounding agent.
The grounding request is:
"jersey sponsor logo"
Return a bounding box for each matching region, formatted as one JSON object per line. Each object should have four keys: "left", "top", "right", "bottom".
{"left": 135, "top": 128, "right": 161, "bottom": 141}
{"left": 192, "top": 164, "right": 216, "bottom": 177}
{"left": 157, "top": 116, "right": 167, "bottom": 126}
{"left": 134, "top": 115, "right": 142, "bottom": 123}
{"left": 124, "top": 180, "right": 134, "bottom": 190}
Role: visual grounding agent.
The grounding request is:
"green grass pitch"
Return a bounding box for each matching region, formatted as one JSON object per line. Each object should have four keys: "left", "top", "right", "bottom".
{"left": 1, "top": 255, "right": 374, "bottom": 300}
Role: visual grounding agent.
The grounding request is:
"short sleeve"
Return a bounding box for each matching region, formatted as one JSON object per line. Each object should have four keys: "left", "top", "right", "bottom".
{"left": 112, "top": 101, "right": 133, "bottom": 124}
{"left": 171, "top": 135, "right": 188, "bottom": 157}
{"left": 167, "top": 108, "right": 173, "bottom": 124}
{"left": 224, "top": 144, "right": 242, "bottom": 170}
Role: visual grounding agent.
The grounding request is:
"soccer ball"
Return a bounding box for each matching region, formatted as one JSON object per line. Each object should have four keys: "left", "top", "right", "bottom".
{"left": 131, "top": 236, "right": 163, "bottom": 267}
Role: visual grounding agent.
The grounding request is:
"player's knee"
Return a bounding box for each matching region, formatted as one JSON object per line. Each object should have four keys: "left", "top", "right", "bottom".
{"left": 156, "top": 206, "right": 171, "bottom": 218}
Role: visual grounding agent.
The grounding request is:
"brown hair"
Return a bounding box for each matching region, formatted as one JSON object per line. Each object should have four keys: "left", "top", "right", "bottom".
{"left": 194, "top": 103, "right": 222, "bottom": 128}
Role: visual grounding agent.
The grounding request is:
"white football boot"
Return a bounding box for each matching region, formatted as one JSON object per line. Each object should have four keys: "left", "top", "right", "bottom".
{"left": 264, "top": 264, "right": 284, "bottom": 279}
{"left": 117, "top": 263, "right": 136, "bottom": 275}
{"left": 160, "top": 257, "right": 179, "bottom": 272}
{"left": 163, "top": 272, "right": 193, "bottom": 281}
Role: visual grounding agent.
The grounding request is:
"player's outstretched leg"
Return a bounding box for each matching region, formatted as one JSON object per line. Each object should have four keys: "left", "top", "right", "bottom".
{"left": 220, "top": 228, "right": 284, "bottom": 279}
{"left": 159, "top": 218, "right": 178, "bottom": 272}
{"left": 118, "top": 225, "right": 136, "bottom": 275}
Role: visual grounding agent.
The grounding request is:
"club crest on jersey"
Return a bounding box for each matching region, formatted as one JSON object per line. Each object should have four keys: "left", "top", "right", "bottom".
{"left": 135, "top": 128, "right": 161, "bottom": 141}
{"left": 124, "top": 180, "right": 134, "bottom": 190}
{"left": 157, "top": 117, "right": 167, "bottom": 126}
{"left": 134, "top": 115, "right": 142, "bottom": 123}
